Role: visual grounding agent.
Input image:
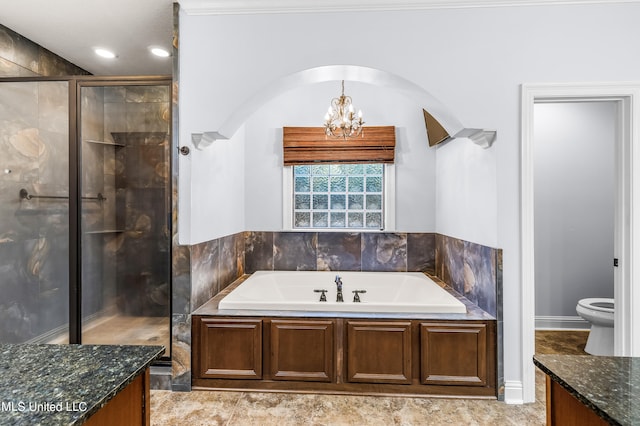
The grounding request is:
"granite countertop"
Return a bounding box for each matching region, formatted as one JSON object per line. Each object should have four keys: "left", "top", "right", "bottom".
{"left": 0, "top": 344, "right": 164, "bottom": 425}
{"left": 533, "top": 354, "right": 640, "bottom": 426}
{"left": 193, "top": 273, "right": 495, "bottom": 321}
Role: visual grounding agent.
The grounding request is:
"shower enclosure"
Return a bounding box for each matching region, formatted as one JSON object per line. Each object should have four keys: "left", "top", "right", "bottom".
{"left": 0, "top": 76, "right": 171, "bottom": 361}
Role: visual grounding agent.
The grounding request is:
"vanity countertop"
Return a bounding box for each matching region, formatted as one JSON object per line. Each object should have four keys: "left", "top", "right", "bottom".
{"left": 0, "top": 343, "right": 164, "bottom": 425}
{"left": 533, "top": 354, "right": 640, "bottom": 425}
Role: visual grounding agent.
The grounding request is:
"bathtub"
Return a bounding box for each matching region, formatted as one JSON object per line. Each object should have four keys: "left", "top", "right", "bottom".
{"left": 218, "top": 270, "right": 467, "bottom": 314}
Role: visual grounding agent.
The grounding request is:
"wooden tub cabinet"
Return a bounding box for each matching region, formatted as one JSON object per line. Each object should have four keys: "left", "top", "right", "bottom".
{"left": 193, "top": 316, "right": 496, "bottom": 397}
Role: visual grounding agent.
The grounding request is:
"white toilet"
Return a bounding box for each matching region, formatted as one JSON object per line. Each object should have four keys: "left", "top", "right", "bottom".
{"left": 576, "top": 298, "right": 614, "bottom": 356}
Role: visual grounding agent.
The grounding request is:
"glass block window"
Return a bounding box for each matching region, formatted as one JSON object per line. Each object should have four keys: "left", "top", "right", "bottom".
{"left": 293, "top": 164, "right": 384, "bottom": 229}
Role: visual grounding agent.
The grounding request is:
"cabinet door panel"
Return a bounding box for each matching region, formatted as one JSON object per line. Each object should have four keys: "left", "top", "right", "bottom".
{"left": 197, "top": 318, "right": 262, "bottom": 379}
{"left": 346, "top": 321, "right": 412, "bottom": 384}
{"left": 270, "top": 319, "right": 334, "bottom": 382}
{"left": 420, "top": 322, "right": 487, "bottom": 386}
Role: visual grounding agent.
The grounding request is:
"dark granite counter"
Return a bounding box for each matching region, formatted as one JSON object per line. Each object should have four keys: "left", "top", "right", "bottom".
{"left": 0, "top": 344, "right": 164, "bottom": 425}
{"left": 534, "top": 354, "right": 640, "bottom": 426}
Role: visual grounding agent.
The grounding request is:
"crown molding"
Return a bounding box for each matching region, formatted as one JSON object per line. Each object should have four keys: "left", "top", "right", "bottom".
{"left": 180, "top": 0, "right": 640, "bottom": 15}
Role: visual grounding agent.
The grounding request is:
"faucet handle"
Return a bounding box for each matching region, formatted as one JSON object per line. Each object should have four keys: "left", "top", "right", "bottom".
{"left": 352, "top": 289, "right": 367, "bottom": 303}
{"left": 314, "top": 289, "right": 328, "bottom": 302}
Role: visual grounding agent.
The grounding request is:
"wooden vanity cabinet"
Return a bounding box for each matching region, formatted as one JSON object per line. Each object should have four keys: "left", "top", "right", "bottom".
{"left": 269, "top": 319, "right": 334, "bottom": 382}
{"left": 346, "top": 320, "right": 412, "bottom": 384}
{"left": 193, "top": 315, "right": 496, "bottom": 397}
{"left": 194, "top": 317, "right": 263, "bottom": 379}
{"left": 420, "top": 322, "right": 489, "bottom": 386}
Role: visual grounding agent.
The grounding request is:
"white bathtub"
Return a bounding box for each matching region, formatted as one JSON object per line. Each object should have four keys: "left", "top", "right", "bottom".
{"left": 218, "top": 270, "right": 467, "bottom": 314}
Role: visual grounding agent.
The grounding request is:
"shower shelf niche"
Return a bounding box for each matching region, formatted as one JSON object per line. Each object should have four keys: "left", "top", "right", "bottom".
{"left": 84, "top": 230, "right": 124, "bottom": 234}
{"left": 84, "top": 139, "right": 125, "bottom": 147}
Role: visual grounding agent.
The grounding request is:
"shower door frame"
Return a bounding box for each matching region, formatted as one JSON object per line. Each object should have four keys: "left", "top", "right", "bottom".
{"left": 73, "top": 77, "right": 173, "bottom": 359}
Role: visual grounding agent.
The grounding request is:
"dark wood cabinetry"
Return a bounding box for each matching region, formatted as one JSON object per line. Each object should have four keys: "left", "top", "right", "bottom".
{"left": 195, "top": 318, "right": 262, "bottom": 379}
{"left": 346, "top": 321, "right": 412, "bottom": 384}
{"left": 84, "top": 370, "right": 150, "bottom": 426}
{"left": 193, "top": 316, "right": 496, "bottom": 397}
{"left": 420, "top": 322, "right": 488, "bottom": 386}
{"left": 270, "top": 319, "right": 334, "bottom": 382}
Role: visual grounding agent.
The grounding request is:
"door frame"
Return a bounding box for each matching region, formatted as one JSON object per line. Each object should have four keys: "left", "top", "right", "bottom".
{"left": 521, "top": 82, "right": 640, "bottom": 403}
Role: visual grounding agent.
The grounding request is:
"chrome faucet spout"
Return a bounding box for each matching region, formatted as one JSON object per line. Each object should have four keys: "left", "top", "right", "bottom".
{"left": 335, "top": 275, "right": 343, "bottom": 302}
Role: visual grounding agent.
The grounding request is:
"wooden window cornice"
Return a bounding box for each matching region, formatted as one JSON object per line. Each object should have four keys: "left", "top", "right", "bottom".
{"left": 283, "top": 126, "right": 396, "bottom": 166}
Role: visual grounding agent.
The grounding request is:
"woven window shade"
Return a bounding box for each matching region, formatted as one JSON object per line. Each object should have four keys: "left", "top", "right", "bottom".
{"left": 282, "top": 126, "right": 396, "bottom": 166}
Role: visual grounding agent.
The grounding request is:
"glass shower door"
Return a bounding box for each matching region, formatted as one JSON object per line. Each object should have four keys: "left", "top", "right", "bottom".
{"left": 0, "top": 80, "right": 70, "bottom": 344}
{"left": 79, "top": 82, "right": 171, "bottom": 357}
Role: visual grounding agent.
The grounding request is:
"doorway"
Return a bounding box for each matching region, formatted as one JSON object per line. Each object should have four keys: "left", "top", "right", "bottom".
{"left": 521, "top": 82, "right": 640, "bottom": 403}
{"left": 533, "top": 101, "right": 616, "bottom": 330}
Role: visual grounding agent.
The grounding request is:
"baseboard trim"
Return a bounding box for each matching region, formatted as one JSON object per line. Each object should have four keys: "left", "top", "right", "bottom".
{"left": 535, "top": 315, "right": 589, "bottom": 330}
{"left": 503, "top": 380, "right": 524, "bottom": 404}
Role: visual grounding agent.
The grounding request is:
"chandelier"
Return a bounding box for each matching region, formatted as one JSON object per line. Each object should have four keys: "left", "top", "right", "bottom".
{"left": 323, "top": 80, "right": 365, "bottom": 139}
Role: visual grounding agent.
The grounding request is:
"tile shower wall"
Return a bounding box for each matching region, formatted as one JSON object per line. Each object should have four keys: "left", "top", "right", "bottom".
{"left": 109, "top": 85, "right": 171, "bottom": 318}
{"left": 0, "top": 80, "right": 71, "bottom": 343}
{"left": 0, "top": 24, "right": 89, "bottom": 77}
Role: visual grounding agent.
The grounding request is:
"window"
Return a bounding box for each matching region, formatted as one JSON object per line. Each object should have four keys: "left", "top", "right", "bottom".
{"left": 281, "top": 126, "right": 396, "bottom": 231}
{"left": 291, "top": 164, "right": 386, "bottom": 230}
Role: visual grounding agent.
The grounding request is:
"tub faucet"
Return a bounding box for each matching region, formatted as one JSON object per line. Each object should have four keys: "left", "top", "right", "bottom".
{"left": 314, "top": 289, "right": 327, "bottom": 302}
{"left": 335, "top": 275, "right": 344, "bottom": 302}
{"left": 352, "top": 289, "right": 367, "bottom": 303}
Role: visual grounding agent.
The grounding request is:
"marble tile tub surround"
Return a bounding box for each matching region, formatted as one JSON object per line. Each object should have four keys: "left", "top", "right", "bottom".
{"left": 436, "top": 234, "right": 500, "bottom": 318}
{"left": 244, "top": 231, "right": 500, "bottom": 319}
{"left": 246, "top": 231, "right": 437, "bottom": 275}
{"left": 177, "top": 231, "right": 501, "bottom": 392}
{"left": 171, "top": 232, "right": 245, "bottom": 390}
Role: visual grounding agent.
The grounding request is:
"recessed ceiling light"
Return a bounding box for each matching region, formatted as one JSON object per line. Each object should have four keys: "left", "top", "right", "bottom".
{"left": 150, "top": 47, "right": 170, "bottom": 58}
{"left": 94, "top": 48, "right": 116, "bottom": 59}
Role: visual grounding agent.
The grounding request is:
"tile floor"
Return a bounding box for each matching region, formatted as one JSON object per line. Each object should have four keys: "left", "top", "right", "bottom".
{"left": 149, "top": 330, "right": 589, "bottom": 425}
{"left": 47, "top": 315, "right": 170, "bottom": 352}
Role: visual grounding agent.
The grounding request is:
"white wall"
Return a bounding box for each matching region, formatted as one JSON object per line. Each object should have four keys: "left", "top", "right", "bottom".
{"left": 534, "top": 101, "right": 616, "bottom": 322}
{"left": 178, "top": 2, "right": 640, "bottom": 400}
{"left": 185, "top": 126, "right": 246, "bottom": 243}
{"left": 243, "top": 82, "right": 435, "bottom": 232}
{"left": 436, "top": 139, "right": 497, "bottom": 245}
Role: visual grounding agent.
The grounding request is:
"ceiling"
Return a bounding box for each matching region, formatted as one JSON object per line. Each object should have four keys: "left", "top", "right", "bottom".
{"left": 1, "top": 0, "right": 175, "bottom": 76}
{"left": 2, "top": 0, "right": 637, "bottom": 76}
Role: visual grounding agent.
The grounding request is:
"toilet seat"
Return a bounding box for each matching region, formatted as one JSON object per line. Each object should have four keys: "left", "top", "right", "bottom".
{"left": 577, "top": 298, "right": 614, "bottom": 314}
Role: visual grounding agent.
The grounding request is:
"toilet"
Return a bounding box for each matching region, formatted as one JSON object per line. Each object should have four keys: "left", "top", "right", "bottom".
{"left": 576, "top": 298, "right": 614, "bottom": 356}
